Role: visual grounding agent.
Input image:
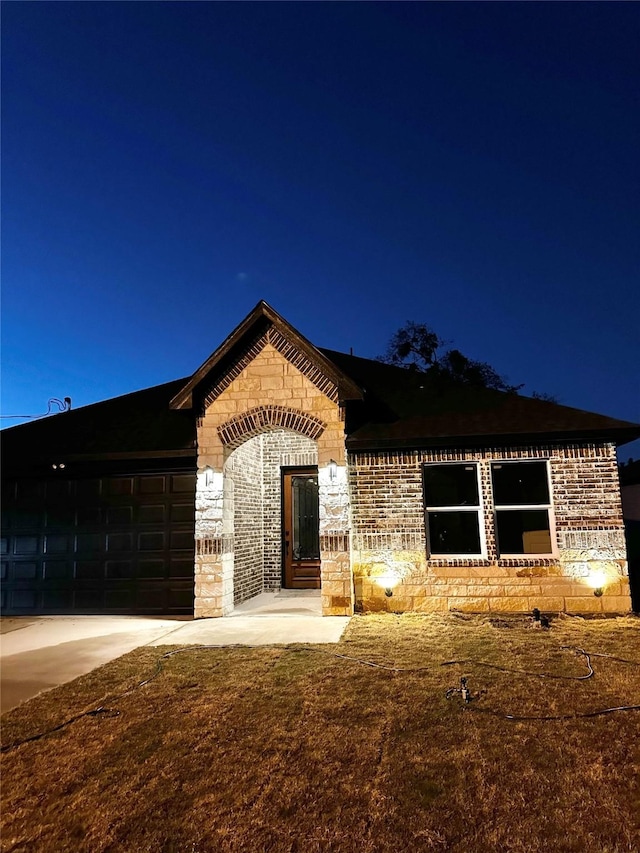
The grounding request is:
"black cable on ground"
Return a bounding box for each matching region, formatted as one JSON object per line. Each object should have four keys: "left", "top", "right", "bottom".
{"left": 0, "top": 708, "right": 120, "bottom": 753}
{"left": 470, "top": 703, "right": 640, "bottom": 722}
{"left": 295, "top": 645, "right": 640, "bottom": 721}
{"left": 441, "top": 645, "right": 595, "bottom": 680}
{"left": 2, "top": 644, "right": 639, "bottom": 753}
{"left": 0, "top": 645, "right": 230, "bottom": 754}
{"left": 295, "top": 644, "right": 597, "bottom": 680}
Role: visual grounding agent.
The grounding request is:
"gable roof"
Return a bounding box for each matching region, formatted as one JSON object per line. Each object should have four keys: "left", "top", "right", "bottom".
{"left": 3, "top": 305, "right": 638, "bottom": 472}
{"left": 1, "top": 378, "right": 196, "bottom": 473}
{"left": 169, "top": 300, "right": 363, "bottom": 411}
{"left": 319, "top": 349, "right": 640, "bottom": 449}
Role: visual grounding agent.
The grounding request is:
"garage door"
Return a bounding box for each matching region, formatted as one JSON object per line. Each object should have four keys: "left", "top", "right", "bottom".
{"left": 1, "top": 469, "right": 195, "bottom": 615}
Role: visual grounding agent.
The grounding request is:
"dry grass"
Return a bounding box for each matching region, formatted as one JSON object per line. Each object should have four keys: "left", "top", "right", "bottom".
{"left": 2, "top": 613, "right": 640, "bottom": 853}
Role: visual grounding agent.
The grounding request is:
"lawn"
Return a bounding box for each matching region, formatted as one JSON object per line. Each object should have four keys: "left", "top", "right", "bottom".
{"left": 2, "top": 613, "right": 640, "bottom": 853}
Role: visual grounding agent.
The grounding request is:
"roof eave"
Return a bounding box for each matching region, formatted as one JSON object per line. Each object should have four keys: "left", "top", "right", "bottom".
{"left": 345, "top": 426, "right": 640, "bottom": 453}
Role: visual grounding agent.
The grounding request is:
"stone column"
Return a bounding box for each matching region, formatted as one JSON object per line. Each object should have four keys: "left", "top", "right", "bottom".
{"left": 318, "top": 462, "right": 353, "bottom": 616}
{"left": 194, "top": 467, "right": 234, "bottom": 617}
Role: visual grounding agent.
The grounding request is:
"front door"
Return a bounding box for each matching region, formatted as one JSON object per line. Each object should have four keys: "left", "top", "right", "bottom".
{"left": 282, "top": 468, "right": 321, "bottom": 588}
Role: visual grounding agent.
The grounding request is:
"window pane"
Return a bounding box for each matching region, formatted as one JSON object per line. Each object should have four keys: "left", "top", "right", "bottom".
{"left": 428, "top": 511, "right": 481, "bottom": 555}
{"left": 495, "top": 510, "right": 551, "bottom": 554}
{"left": 424, "top": 465, "right": 478, "bottom": 507}
{"left": 491, "top": 462, "right": 549, "bottom": 505}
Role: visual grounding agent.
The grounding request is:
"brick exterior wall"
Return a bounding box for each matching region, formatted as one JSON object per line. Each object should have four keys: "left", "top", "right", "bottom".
{"left": 349, "top": 442, "right": 630, "bottom": 614}
{"left": 194, "top": 332, "right": 351, "bottom": 617}
{"left": 225, "top": 435, "right": 263, "bottom": 605}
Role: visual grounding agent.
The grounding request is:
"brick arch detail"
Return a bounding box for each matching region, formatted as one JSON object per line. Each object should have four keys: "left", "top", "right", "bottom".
{"left": 217, "top": 405, "right": 327, "bottom": 448}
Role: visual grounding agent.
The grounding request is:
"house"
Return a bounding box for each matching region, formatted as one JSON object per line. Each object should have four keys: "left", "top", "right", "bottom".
{"left": 2, "top": 301, "right": 639, "bottom": 617}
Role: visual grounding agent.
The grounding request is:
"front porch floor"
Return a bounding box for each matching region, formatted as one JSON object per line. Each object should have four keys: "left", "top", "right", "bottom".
{"left": 149, "top": 590, "right": 350, "bottom": 647}
{"left": 233, "top": 590, "right": 322, "bottom": 617}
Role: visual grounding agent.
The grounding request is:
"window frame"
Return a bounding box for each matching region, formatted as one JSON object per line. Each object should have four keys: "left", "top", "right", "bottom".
{"left": 490, "top": 459, "right": 557, "bottom": 558}
{"left": 422, "top": 462, "right": 486, "bottom": 559}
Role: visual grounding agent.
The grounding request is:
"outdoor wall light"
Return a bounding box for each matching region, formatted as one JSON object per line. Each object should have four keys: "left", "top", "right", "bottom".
{"left": 52, "top": 462, "right": 66, "bottom": 470}
{"left": 328, "top": 459, "right": 338, "bottom": 482}
{"left": 204, "top": 466, "right": 215, "bottom": 487}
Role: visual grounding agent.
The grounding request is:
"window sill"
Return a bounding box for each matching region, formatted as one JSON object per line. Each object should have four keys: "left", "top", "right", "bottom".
{"left": 497, "top": 556, "right": 559, "bottom": 566}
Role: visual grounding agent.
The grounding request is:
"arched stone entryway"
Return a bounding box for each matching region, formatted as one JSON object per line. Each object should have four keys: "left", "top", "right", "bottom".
{"left": 195, "top": 404, "right": 353, "bottom": 618}
{"left": 223, "top": 429, "right": 319, "bottom": 606}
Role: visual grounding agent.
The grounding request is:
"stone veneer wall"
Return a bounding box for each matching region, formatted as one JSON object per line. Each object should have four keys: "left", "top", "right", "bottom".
{"left": 195, "top": 329, "right": 352, "bottom": 617}
{"left": 350, "top": 442, "right": 630, "bottom": 614}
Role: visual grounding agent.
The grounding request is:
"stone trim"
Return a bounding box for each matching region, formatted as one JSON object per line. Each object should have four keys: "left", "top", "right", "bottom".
{"left": 218, "top": 405, "right": 327, "bottom": 448}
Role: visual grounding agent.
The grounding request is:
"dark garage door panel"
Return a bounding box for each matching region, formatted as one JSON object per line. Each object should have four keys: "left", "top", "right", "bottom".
{"left": 1, "top": 470, "right": 196, "bottom": 615}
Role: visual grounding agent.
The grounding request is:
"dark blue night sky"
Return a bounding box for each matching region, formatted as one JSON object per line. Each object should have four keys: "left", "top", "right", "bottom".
{"left": 2, "top": 3, "right": 639, "bottom": 457}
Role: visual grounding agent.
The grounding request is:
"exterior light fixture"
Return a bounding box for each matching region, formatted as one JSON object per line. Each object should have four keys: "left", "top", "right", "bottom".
{"left": 52, "top": 462, "right": 66, "bottom": 470}
{"left": 374, "top": 571, "right": 399, "bottom": 598}
{"left": 586, "top": 567, "right": 608, "bottom": 598}
{"left": 204, "top": 466, "right": 215, "bottom": 487}
{"left": 328, "top": 459, "right": 338, "bottom": 483}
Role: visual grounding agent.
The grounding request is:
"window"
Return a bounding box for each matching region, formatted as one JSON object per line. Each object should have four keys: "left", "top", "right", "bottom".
{"left": 423, "top": 464, "right": 483, "bottom": 556}
{"left": 491, "top": 461, "right": 553, "bottom": 555}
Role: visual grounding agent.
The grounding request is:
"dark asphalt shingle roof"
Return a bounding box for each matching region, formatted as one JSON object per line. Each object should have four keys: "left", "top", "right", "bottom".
{"left": 319, "top": 349, "right": 640, "bottom": 449}
{"left": 2, "top": 349, "right": 638, "bottom": 467}
{"left": 1, "top": 378, "right": 196, "bottom": 467}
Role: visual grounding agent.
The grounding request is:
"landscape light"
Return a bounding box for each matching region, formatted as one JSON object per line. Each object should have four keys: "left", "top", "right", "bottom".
{"left": 374, "top": 571, "right": 399, "bottom": 597}
{"left": 586, "top": 567, "right": 608, "bottom": 597}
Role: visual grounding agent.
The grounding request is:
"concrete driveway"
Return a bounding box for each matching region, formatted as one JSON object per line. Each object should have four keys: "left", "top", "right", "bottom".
{"left": 0, "top": 593, "right": 350, "bottom": 713}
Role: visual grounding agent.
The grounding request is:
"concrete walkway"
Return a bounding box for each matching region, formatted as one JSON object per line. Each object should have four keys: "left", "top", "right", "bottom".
{"left": 0, "top": 592, "right": 351, "bottom": 713}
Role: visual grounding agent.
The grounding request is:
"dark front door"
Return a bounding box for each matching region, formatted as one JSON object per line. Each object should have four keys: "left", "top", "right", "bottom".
{"left": 282, "top": 468, "right": 321, "bottom": 589}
